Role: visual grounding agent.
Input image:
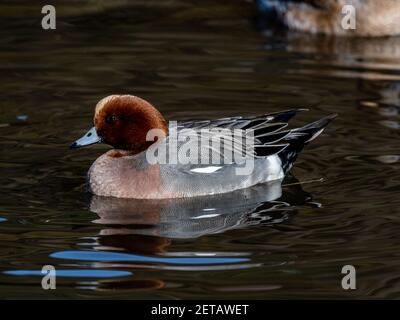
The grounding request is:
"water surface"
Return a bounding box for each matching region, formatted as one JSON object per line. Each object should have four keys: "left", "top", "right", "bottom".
{"left": 1, "top": 1, "right": 400, "bottom": 299}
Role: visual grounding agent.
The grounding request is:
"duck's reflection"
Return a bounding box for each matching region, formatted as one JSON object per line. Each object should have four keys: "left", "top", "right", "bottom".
{"left": 296, "top": 35, "right": 400, "bottom": 127}
{"left": 77, "top": 178, "right": 314, "bottom": 291}
{"left": 261, "top": 32, "right": 400, "bottom": 131}
{"left": 284, "top": 33, "right": 400, "bottom": 120}
{"left": 76, "top": 278, "right": 165, "bottom": 292}
{"left": 285, "top": 34, "right": 400, "bottom": 74}
{"left": 358, "top": 81, "right": 400, "bottom": 131}
{"left": 90, "top": 177, "right": 312, "bottom": 240}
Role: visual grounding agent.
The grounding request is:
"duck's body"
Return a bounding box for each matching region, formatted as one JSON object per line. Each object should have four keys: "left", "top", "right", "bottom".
{"left": 71, "top": 95, "right": 335, "bottom": 199}
{"left": 88, "top": 147, "right": 284, "bottom": 199}
{"left": 257, "top": 0, "right": 400, "bottom": 37}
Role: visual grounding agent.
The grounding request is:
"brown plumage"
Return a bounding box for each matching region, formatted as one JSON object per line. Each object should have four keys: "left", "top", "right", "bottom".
{"left": 94, "top": 95, "right": 168, "bottom": 155}
{"left": 259, "top": 0, "right": 400, "bottom": 37}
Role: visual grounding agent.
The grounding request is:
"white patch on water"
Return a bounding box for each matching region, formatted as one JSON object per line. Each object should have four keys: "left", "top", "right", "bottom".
{"left": 191, "top": 213, "right": 220, "bottom": 219}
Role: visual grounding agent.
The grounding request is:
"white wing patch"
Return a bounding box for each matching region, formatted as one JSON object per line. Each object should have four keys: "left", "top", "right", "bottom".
{"left": 190, "top": 166, "right": 223, "bottom": 174}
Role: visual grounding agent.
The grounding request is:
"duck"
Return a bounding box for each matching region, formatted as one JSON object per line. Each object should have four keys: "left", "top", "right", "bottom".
{"left": 256, "top": 0, "right": 400, "bottom": 37}
{"left": 70, "top": 95, "right": 336, "bottom": 199}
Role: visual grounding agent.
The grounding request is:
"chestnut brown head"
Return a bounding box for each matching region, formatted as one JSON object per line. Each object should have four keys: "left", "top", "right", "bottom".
{"left": 70, "top": 95, "right": 168, "bottom": 154}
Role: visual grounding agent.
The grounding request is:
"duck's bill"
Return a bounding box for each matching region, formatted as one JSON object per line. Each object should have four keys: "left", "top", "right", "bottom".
{"left": 70, "top": 127, "right": 101, "bottom": 149}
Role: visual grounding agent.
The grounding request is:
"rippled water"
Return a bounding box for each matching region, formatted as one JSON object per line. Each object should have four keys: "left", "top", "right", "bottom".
{"left": 1, "top": 1, "right": 400, "bottom": 299}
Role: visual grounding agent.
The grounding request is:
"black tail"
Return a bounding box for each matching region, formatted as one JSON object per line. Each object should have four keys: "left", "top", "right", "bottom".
{"left": 278, "top": 114, "right": 337, "bottom": 173}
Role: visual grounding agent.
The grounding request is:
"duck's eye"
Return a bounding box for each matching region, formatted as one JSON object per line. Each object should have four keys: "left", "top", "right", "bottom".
{"left": 105, "top": 114, "right": 117, "bottom": 124}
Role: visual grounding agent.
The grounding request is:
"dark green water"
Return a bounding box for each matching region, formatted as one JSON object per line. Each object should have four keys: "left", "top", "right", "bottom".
{"left": 1, "top": 1, "right": 400, "bottom": 299}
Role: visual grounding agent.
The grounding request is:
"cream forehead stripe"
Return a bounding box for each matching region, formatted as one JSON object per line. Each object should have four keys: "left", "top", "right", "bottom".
{"left": 94, "top": 95, "right": 138, "bottom": 118}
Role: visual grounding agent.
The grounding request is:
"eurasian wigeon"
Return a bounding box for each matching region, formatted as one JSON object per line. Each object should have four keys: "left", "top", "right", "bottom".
{"left": 71, "top": 95, "right": 336, "bottom": 199}
{"left": 257, "top": 0, "right": 400, "bottom": 37}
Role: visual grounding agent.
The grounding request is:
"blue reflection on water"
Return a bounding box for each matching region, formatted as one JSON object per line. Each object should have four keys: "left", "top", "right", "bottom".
{"left": 51, "top": 250, "right": 249, "bottom": 265}
{"left": 4, "top": 269, "right": 132, "bottom": 278}
{"left": 0, "top": 217, "right": 7, "bottom": 223}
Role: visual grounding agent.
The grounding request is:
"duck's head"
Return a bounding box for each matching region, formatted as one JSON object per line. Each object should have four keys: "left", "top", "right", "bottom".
{"left": 70, "top": 95, "right": 168, "bottom": 154}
